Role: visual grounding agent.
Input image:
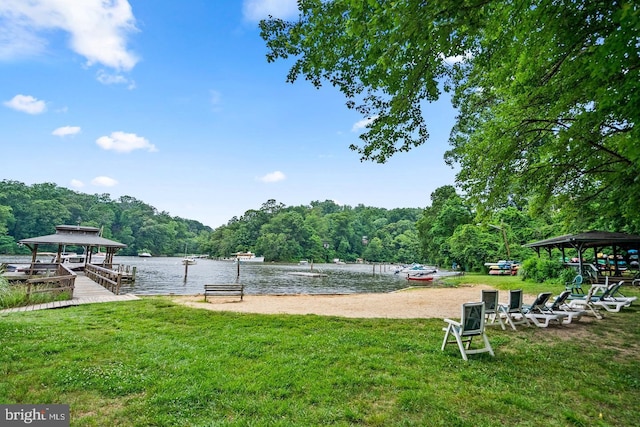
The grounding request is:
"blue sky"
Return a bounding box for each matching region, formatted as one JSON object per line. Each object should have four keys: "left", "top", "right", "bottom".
{"left": 0, "top": 0, "right": 458, "bottom": 228}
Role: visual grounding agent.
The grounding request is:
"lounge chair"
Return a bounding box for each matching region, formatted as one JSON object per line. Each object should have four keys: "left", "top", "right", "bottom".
{"left": 565, "top": 285, "right": 604, "bottom": 319}
{"left": 568, "top": 281, "right": 630, "bottom": 313}
{"left": 565, "top": 274, "right": 584, "bottom": 294}
{"left": 498, "top": 289, "right": 531, "bottom": 330}
{"left": 481, "top": 289, "right": 506, "bottom": 330}
{"left": 606, "top": 280, "right": 637, "bottom": 305}
{"left": 442, "top": 302, "right": 495, "bottom": 361}
{"left": 545, "top": 290, "right": 586, "bottom": 324}
{"left": 522, "top": 292, "right": 568, "bottom": 327}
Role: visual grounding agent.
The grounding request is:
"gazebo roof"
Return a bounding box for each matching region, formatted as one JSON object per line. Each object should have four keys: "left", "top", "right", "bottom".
{"left": 525, "top": 230, "right": 640, "bottom": 250}
{"left": 19, "top": 225, "right": 127, "bottom": 249}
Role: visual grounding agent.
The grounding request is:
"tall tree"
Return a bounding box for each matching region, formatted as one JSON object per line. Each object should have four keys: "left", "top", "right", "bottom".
{"left": 260, "top": 0, "right": 639, "bottom": 229}
{"left": 417, "top": 186, "right": 473, "bottom": 265}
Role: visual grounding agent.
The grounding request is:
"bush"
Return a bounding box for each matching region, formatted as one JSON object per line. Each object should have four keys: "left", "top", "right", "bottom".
{"left": 0, "top": 278, "right": 72, "bottom": 309}
{"left": 519, "top": 257, "right": 564, "bottom": 282}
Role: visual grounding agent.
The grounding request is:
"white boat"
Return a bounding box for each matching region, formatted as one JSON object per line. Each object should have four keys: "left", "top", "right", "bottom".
{"left": 5, "top": 252, "right": 57, "bottom": 273}
{"left": 138, "top": 252, "right": 152, "bottom": 258}
{"left": 61, "top": 253, "right": 87, "bottom": 271}
{"left": 396, "top": 264, "right": 437, "bottom": 276}
{"left": 90, "top": 252, "right": 107, "bottom": 264}
{"left": 234, "top": 252, "right": 265, "bottom": 263}
{"left": 182, "top": 256, "right": 197, "bottom": 265}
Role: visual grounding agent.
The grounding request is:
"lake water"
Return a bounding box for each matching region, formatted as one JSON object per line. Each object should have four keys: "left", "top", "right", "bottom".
{"left": 2, "top": 255, "right": 419, "bottom": 295}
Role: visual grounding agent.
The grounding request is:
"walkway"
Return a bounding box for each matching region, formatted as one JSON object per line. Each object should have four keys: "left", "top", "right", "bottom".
{"left": 0, "top": 274, "right": 139, "bottom": 314}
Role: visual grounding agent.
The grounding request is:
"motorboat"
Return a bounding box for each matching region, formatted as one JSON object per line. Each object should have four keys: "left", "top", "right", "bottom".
{"left": 233, "top": 252, "right": 265, "bottom": 263}
{"left": 182, "top": 256, "right": 197, "bottom": 265}
{"left": 406, "top": 274, "right": 435, "bottom": 282}
{"left": 138, "top": 252, "right": 152, "bottom": 258}
{"left": 399, "top": 264, "right": 438, "bottom": 277}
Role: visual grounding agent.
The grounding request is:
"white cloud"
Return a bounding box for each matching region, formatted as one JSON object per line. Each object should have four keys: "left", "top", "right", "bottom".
{"left": 70, "top": 179, "right": 84, "bottom": 188}
{"left": 52, "top": 125, "right": 81, "bottom": 137}
{"left": 96, "top": 131, "right": 157, "bottom": 153}
{"left": 258, "top": 171, "right": 286, "bottom": 183}
{"left": 242, "top": 0, "right": 299, "bottom": 22}
{"left": 351, "top": 116, "right": 378, "bottom": 132}
{"left": 0, "top": 0, "right": 139, "bottom": 71}
{"left": 91, "top": 176, "right": 118, "bottom": 187}
{"left": 3, "top": 94, "right": 46, "bottom": 114}
{"left": 440, "top": 52, "right": 473, "bottom": 66}
{"left": 0, "top": 18, "right": 47, "bottom": 59}
{"left": 97, "top": 69, "right": 136, "bottom": 89}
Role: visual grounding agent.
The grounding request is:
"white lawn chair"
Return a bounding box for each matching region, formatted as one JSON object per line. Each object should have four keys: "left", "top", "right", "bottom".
{"left": 442, "top": 302, "right": 495, "bottom": 361}
{"left": 545, "top": 290, "right": 586, "bottom": 324}
{"left": 522, "top": 292, "right": 568, "bottom": 327}
{"left": 481, "top": 289, "right": 506, "bottom": 330}
{"left": 569, "top": 281, "right": 631, "bottom": 313}
{"left": 498, "top": 289, "right": 531, "bottom": 330}
{"left": 566, "top": 285, "right": 604, "bottom": 319}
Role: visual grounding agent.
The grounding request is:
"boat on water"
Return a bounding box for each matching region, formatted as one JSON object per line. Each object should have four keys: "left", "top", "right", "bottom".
{"left": 59, "top": 252, "right": 107, "bottom": 271}
{"left": 406, "top": 274, "right": 435, "bottom": 282}
{"left": 396, "top": 263, "right": 438, "bottom": 277}
{"left": 138, "top": 252, "right": 152, "bottom": 258}
{"left": 182, "top": 256, "right": 197, "bottom": 265}
{"left": 9, "top": 251, "right": 106, "bottom": 273}
{"left": 233, "top": 251, "right": 265, "bottom": 263}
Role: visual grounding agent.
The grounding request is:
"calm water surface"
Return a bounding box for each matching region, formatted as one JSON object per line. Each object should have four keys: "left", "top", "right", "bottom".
{"left": 2, "top": 255, "right": 415, "bottom": 295}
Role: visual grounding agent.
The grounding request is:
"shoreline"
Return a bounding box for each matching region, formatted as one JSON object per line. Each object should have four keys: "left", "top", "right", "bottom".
{"left": 170, "top": 284, "right": 500, "bottom": 319}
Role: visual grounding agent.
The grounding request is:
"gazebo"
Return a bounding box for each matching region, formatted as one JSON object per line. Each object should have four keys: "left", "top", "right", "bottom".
{"left": 19, "top": 225, "right": 127, "bottom": 269}
{"left": 524, "top": 231, "right": 640, "bottom": 277}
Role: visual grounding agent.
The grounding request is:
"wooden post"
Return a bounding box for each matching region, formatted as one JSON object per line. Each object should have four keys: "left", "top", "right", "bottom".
{"left": 236, "top": 260, "right": 240, "bottom": 279}
{"left": 184, "top": 260, "right": 189, "bottom": 281}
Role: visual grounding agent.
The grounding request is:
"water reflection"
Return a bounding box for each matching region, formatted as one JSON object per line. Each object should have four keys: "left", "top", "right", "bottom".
{"left": 1, "top": 255, "right": 442, "bottom": 295}
{"left": 119, "top": 257, "right": 409, "bottom": 295}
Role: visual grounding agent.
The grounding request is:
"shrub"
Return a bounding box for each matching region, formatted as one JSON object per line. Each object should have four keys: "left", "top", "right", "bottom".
{"left": 519, "top": 257, "right": 564, "bottom": 282}
{"left": 0, "top": 279, "right": 72, "bottom": 309}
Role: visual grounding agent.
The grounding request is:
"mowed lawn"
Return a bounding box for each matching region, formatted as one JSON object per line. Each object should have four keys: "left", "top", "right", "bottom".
{"left": 1, "top": 285, "right": 639, "bottom": 426}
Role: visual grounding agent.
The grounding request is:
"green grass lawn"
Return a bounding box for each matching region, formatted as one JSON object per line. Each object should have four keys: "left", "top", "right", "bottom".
{"left": 1, "top": 284, "right": 639, "bottom": 426}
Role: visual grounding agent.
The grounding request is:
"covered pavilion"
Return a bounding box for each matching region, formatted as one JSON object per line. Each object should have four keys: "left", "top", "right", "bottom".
{"left": 19, "top": 225, "right": 127, "bottom": 270}
{"left": 524, "top": 230, "right": 640, "bottom": 278}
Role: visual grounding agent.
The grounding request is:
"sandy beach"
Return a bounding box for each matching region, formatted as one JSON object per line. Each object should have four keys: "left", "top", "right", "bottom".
{"left": 172, "top": 284, "right": 508, "bottom": 319}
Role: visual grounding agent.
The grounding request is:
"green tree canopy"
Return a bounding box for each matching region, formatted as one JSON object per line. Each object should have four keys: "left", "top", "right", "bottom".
{"left": 260, "top": 0, "right": 640, "bottom": 230}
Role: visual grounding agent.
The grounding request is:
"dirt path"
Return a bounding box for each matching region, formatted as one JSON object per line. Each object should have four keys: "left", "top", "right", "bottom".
{"left": 172, "top": 284, "right": 507, "bottom": 319}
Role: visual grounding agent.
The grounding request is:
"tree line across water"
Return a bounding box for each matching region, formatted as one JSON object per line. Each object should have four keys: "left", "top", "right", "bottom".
{"left": 1, "top": 180, "right": 638, "bottom": 272}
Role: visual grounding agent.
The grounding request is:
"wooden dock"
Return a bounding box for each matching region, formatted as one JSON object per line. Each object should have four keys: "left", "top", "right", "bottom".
{"left": 0, "top": 274, "right": 139, "bottom": 314}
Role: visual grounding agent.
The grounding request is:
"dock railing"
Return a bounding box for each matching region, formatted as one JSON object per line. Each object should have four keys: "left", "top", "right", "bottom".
{"left": 85, "top": 264, "right": 123, "bottom": 294}
{"left": 25, "top": 264, "right": 76, "bottom": 300}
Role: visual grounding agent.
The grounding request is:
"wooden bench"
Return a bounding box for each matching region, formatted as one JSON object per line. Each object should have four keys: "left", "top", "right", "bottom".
{"left": 204, "top": 284, "right": 244, "bottom": 301}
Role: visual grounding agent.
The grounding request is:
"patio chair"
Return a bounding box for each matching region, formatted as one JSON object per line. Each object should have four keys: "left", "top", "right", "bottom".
{"left": 566, "top": 285, "right": 604, "bottom": 319}
{"left": 498, "top": 289, "right": 531, "bottom": 330}
{"left": 522, "top": 292, "right": 568, "bottom": 327}
{"left": 442, "top": 302, "right": 495, "bottom": 361}
{"left": 565, "top": 274, "right": 584, "bottom": 295}
{"left": 481, "top": 289, "right": 506, "bottom": 330}
{"left": 545, "top": 290, "right": 586, "bottom": 324}
{"left": 568, "top": 281, "right": 629, "bottom": 313}
{"left": 606, "top": 281, "right": 637, "bottom": 305}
